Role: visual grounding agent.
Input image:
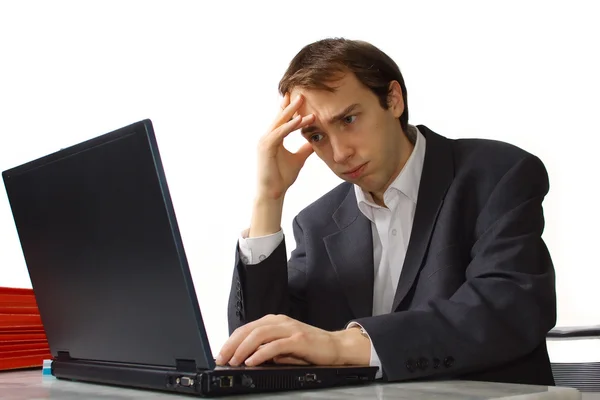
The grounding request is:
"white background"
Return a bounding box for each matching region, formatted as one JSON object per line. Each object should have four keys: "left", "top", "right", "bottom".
{"left": 1, "top": 1, "right": 598, "bottom": 360}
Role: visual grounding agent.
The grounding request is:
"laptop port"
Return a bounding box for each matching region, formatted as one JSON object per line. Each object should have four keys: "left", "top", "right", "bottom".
{"left": 219, "top": 376, "right": 233, "bottom": 388}
{"left": 241, "top": 375, "right": 254, "bottom": 387}
{"left": 175, "top": 376, "right": 194, "bottom": 387}
{"left": 180, "top": 377, "right": 194, "bottom": 387}
{"left": 305, "top": 373, "right": 317, "bottom": 382}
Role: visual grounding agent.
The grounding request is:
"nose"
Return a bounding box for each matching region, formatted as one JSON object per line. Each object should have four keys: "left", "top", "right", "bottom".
{"left": 330, "top": 135, "right": 354, "bottom": 164}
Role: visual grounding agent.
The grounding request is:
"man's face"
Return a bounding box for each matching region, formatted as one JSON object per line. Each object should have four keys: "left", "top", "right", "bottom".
{"left": 290, "top": 72, "right": 409, "bottom": 197}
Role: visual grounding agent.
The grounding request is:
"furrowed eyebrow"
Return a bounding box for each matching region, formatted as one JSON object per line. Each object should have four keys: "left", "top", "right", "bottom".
{"left": 301, "top": 103, "right": 360, "bottom": 136}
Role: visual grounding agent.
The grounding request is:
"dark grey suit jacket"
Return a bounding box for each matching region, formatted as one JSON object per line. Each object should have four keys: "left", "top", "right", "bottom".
{"left": 228, "top": 125, "right": 556, "bottom": 386}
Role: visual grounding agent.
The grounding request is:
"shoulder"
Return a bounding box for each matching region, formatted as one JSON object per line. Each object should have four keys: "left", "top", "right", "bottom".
{"left": 441, "top": 139, "right": 551, "bottom": 219}
{"left": 419, "top": 125, "right": 548, "bottom": 188}
{"left": 454, "top": 136, "right": 535, "bottom": 164}
{"left": 418, "top": 125, "right": 549, "bottom": 203}
{"left": 450, "top": 136, "right": 548, "bottom": 189}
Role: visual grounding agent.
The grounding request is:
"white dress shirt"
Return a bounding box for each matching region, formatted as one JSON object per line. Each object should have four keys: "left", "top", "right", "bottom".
{"left": 238, "top": 125, "right": 426, "bottom": 379}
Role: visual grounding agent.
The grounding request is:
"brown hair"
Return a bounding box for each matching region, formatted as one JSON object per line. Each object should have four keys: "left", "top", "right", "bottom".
{"left": 279, "top": 38, "right": 409, "bottom": 131}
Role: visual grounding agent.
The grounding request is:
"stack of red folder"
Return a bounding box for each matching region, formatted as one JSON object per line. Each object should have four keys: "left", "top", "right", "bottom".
{"left": 0, "top": 287, "right": 51, "bottom": 371}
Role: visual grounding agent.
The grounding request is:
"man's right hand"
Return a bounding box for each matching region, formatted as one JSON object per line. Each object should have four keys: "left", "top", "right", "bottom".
{"left": 257, "top": 93, "right": 315, "bottom": 201}
{"left": 249, "top": 93, "right": 315, "bottom": 238}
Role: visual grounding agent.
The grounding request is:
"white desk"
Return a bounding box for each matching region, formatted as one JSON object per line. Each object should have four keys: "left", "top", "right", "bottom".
{"left": 0, "top": 369, "right": 581, "bottom": 399}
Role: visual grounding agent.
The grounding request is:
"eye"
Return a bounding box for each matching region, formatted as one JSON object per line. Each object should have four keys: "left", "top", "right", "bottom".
{"left": 309, "top": 133, "right": 324, "bottom": 143}
{"left": 343, "top": 115, "right": 356, "bottom": 124}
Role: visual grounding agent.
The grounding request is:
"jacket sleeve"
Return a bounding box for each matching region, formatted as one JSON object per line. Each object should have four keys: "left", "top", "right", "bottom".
{"left": 351, "top": 154, "right": 556, "bottom": 381}
{"left": 228, "top": 217, "right": 308, "bottom": 334}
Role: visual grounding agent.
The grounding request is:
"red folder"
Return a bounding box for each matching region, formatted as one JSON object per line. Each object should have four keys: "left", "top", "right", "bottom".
{"left": 0, "top": 333, "right": 47, "bottom": 341}
{"left": 0, "top": 288, "right": 38, "bottom": 303}
{"left": 0, "top": 342, "right": 49, "bottom": 351}
{"left": 0, "top": 314, "right": 42, "bottom": 325}
{"left": 0, "top": 287, "right": 51, "bottom": 371}
{"left": 0, "top": 306, "right": 40, "bottom": 314}
{"left": 0, "top": 354, "right": 52, "bottom": 371}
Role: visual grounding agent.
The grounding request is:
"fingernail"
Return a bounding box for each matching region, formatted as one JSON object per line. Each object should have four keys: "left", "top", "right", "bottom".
{"left": 215, "top": 354, "right": 223, "bottom": 364}
{"left": 245, "top": 357, "right": 254, "bottom": 366}
{"left": 294, "top": 95, "right": 302, "bottom": 102}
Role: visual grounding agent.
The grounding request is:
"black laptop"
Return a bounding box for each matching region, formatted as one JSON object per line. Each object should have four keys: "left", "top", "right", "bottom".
{"left": 2, "top": 119, "right": 378, "bottom": 396}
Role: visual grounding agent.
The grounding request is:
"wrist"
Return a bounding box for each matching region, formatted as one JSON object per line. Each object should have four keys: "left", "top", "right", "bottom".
{"left": 253, "top": 194, "right": 285, "bottom": 208}
{"left": 333, "top": 327, "right": 371, "bottom": 366}
{"left": 248, "top": 196, "right": 284, "bottom": 238}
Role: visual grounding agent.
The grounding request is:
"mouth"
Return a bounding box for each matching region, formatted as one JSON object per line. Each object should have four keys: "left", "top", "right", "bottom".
{"left": 342, "top": 163, "right": 368, "bottom": 179}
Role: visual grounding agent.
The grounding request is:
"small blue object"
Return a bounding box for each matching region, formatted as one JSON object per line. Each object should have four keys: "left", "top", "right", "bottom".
{"left": 42, "top": 359, "right": 53, "bottom": 376}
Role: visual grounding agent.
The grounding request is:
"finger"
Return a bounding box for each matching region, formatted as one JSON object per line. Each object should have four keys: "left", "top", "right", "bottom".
{"left": 217, "top": 314, "right": 290, "bottom": 365}
{"left": 273, "top": 355, "right": 310, "bottom": 366}
{"left": 261, "top": 115, "right": 302, "bottom": 149}
{"left": 217, "top": 326, "right": 254, "bottom": 365}
{"left": 230, "top": 324, "right": 294, "bottom": 366}
{"left": 271, "top": 113, "right": 315, "bottom": 144}
{"left": 280, "top": 92, "right": 290, "bottom": 111}
{"left": 245, "top": 336, "right": 304, "bottom": 367}
{"left": 293, "top": 142, "right": 314, "bottom": 165}
{"left": 269, "top": 94, "right": 305, "bottom": 131}
{"left": 216, "top": 315, "right": 277, "bottom": 365}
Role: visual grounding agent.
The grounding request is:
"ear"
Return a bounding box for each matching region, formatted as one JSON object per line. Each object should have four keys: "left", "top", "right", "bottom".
{"left": 387, "top": 80, "right": 405, "bottom": 119}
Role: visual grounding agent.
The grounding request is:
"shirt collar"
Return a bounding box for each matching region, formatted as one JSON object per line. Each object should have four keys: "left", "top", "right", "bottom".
{"left": 354, "top": 125, "right": 426, "bottom": 212}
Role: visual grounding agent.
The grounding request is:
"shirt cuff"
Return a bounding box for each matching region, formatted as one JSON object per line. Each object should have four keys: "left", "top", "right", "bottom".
{"left": 346, "top": 322, "right": 383, "bottom": 379}
{"left": 238, "top": 228, "right": 284, "bottom": 265}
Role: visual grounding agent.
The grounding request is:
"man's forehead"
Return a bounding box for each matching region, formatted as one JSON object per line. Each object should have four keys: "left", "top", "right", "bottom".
{"left": 293, "top": 94, "right": 351, "bottom": 122}
{"left": 288, "top": 71, "right": 363, "bottom": 97}
{"left": 289, "top": 85, "right": 337, "bottom": 100}
{"left": 291, "top": 86, "right": 356, "bottom": 115}
{"left": 292, "top": 74, "right": 356, "bottom": 92}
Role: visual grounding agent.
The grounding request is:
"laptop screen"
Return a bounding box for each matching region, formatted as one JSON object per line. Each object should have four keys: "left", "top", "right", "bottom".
{"left": 2, "top": 120, "right": 215, "bottom": 371}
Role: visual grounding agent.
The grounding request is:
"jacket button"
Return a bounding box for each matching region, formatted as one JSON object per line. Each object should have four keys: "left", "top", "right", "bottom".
{"left": 417, "top": 357, "right": 429, "bottom": 370}
{"left": 433, "top": 358, "right": 441, "bottom": 369}
{"left": 444, "top": 356, "right": 454, "bottom": 368}
{"left": 405, "top": 358, "right": 416, "bottom": 372}
{"left": 235, "top": 310, "right": 241, "bottom": 318}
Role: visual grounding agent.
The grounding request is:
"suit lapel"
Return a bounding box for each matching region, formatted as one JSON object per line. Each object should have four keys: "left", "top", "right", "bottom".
{"left": 391, "top": 126, "right": 454, "bottom": 311}
{"left": 324, "top": 188, "right": 374, "bottom": 319}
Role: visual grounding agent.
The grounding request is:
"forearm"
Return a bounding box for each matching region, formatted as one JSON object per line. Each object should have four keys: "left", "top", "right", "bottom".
{"left": 248, "top": 196, "right": 284, "bottom": 238}
{"left": 228, "top": 238, "right": 310, "bottom": 333}
{"left": 229, "top": 214, "right": 309, "bottom": 334}
{"left": 228, "top": 244, "right": 289, "bottom": 332}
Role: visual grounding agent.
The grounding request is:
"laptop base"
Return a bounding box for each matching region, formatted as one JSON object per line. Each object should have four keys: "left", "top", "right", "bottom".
{"left": 52, "top": 359, "right": 378, "bottom": 397}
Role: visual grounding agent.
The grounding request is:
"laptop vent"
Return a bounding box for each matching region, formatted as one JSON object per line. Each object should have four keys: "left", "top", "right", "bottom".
{"left": 251, "top": 374, "right": 302, "bottom": 390}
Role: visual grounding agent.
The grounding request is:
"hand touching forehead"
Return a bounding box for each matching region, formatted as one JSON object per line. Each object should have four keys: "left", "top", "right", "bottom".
{"left": 288, "top": 73, "right": 369, "bottom": 128}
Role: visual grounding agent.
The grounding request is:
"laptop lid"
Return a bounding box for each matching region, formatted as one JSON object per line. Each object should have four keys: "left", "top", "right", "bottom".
{"left": 2, "top": 119, "right": 215, "bottom": 372}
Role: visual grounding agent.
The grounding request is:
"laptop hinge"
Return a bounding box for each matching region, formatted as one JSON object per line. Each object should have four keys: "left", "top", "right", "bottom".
{"left": 56, "top": 351, "right": 72, "bottom": 361}
{"left": 176, "top": 359, "right": 197, "bottom": 373}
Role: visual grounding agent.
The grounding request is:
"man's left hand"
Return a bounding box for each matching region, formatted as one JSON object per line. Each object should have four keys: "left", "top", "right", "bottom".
{"left": 215, "top": 314, "right": 370, "bottom": 367}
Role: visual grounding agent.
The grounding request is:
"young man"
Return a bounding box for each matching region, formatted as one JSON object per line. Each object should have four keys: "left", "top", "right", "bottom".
{"left": 217, "top": 38, "right": 556, "bottom": 386}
